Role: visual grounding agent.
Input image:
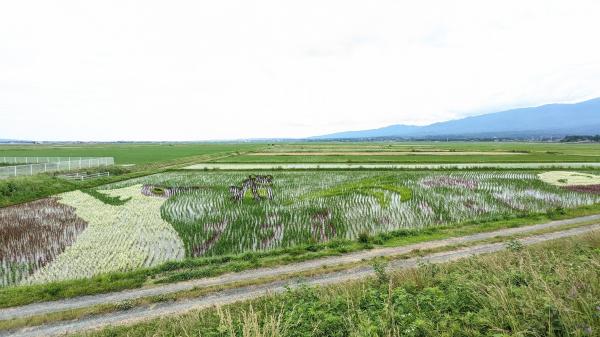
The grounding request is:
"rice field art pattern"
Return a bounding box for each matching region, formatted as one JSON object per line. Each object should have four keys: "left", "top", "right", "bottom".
{"left": 538, "top": 171, "right": 600, "bottom": 194}
{"left": 105, "top": 171, "right": 600, "bottom": 258}
{"left": 26, "top": 185, "right": 185, "bottom": 285}
{"left": 0, "top": 199, "right": 87, "bottom": 286}
{"left": 538, "top": 171, "right": 600, "bottom": 186}
{"left": 2, "top": 171, "right": 599, "bottom": 286}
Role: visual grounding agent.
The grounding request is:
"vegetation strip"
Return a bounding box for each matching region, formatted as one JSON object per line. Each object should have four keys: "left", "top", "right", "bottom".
{"left": 2, "top": 213, "right": 599, "bottom": 321}
{"left": 0, "top": 263, "right": 363, "bottom": 333}
{"left": 2, "top": 224, "right": 598, "bottom": 337}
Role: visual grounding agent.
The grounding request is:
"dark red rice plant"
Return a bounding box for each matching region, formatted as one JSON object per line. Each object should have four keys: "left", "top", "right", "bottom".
{"left": 564, "top": 184, "right": 600, "bottom": 194}
{"left": 0, "top": 198, "right": 87, "bottom": 285}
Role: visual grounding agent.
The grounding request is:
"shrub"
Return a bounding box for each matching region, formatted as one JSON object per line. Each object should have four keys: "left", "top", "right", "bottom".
{"left": 358, "top": 232, "right": 371, "bottom": 244}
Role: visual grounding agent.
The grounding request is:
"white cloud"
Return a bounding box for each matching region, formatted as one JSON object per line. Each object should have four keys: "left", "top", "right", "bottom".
{"left": 1, "top": 0, "right": 600, "bottom": 140}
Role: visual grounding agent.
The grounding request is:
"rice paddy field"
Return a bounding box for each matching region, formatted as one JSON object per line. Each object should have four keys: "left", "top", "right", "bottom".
{"left": 214, "top": 142, "right": 600, "bottom": 163}
{"left": 1, "top": 141, "right": 600, "bottom": 165}
{"left": 2, "top": 169, "right": 600, "bottom": 287}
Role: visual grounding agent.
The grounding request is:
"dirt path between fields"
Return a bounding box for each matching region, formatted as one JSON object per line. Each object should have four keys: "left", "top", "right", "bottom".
{"left": 2, "top": 223, "right": 599, "bottom": 337}
{"left": 2, "top": 214, "right": 600, "bottom": 324}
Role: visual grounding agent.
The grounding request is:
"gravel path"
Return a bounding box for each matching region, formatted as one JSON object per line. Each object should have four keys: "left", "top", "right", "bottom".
{"left": 2, "top": 213, "right": 600, "bottom": 322}
{"left": 2, "top": 223, "right": 599, "bottom": 337}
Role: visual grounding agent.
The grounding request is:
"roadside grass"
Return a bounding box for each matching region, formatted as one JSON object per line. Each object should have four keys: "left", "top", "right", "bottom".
{"left": 1, "top": 203, "right": 600, "bottom": 309}
{"left": 80, "top": 229, "right": 600, "bottom": 337}
{"left": 0, "top": 262, "right": 362, "bottom": 332}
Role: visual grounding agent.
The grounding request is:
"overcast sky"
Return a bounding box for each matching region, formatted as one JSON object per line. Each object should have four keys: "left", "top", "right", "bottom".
{"left": 1, "top": 1, "right": 600, "bottom": 141}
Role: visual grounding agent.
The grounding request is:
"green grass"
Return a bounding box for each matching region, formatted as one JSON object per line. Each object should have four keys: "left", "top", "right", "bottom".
{"left": 81, "top": 228, "right": 600, "bottom": 337}
{"left": 0, "top": 171, "right": 146, "bottom": 208}
{"left": 0, "top": 143, "right": 263, "bottom": 165}
{"left": 0, "top": 175, "right": 76, "bottom": 207}
{"left": 80, "top": 189, "right": 131, "bottom": 206}
{"left": 2, "top": 203, "right": 600, "bottom": 309}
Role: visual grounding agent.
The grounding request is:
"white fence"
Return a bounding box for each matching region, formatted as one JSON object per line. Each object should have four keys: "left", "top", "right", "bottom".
{"left": 59, "top": 172, "right": 111, "bottom": 181}
{"left": 0, "top": 157, "right": 107, "bottom": 164}
{"left": 0, "top": 157, "right": 114, "bottom": 179}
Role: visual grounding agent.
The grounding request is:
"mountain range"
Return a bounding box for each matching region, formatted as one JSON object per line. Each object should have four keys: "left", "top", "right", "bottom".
{"left": 0, "top": 139, "right": 34, "bottom": 144}
{"left": 312, "top": 97, "right": 600, "bottom": 140}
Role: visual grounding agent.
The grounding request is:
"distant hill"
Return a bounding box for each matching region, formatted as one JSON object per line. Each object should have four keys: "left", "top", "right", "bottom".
{"left": 561, "top": 135, "right": 600, "bottom": 142}
{"left": 0, "top": 139, "right": 33, "bottom": 144}
{"left": 312, "top": 97, "right": 600, "bottom": 140}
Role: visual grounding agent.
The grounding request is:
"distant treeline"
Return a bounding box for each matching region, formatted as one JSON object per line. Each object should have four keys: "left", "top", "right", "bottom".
{"left": 561, "top": 135, "right": 600, "bottom": 142}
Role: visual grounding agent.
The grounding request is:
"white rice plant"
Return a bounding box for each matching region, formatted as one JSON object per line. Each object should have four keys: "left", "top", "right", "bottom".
{"left": 25, "top": 185, "right": 185, "bottom": 284}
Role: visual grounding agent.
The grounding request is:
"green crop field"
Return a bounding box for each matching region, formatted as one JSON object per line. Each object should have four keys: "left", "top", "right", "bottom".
{"left": 0, "top": 143, "right": 263, "bottom": 165}
{"left": 214, "top": 142, "right": 600, "bottom": 163}
{"left": 2, "top": 142, "right": 599, "bottom": 166}
{"left": 2, "top": 169, "right": 600, "bottom": 287}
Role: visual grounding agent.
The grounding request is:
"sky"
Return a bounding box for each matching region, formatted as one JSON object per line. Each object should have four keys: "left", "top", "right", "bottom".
{"left": 1, "top": 0, "right": 600, "bottom": 141}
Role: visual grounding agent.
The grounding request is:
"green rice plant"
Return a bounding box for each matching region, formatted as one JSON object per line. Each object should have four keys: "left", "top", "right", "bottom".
{"left": 80, "top": 188, "right": 131, "bottom": 206}
{"left": 298, "top": 175, "right": 412, "bottom": 207}
{"left": 113, "top": 171, "right": 600, "bottom": 259}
